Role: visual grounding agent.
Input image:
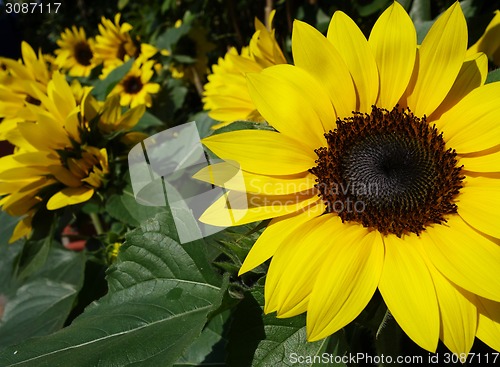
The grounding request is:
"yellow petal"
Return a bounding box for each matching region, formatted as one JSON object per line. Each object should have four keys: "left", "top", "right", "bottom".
{"left": 436, "top": 82, "right": 500, "bottom": 154}
{"left": 10, "top": 214, "right": 33, "bottom": 243}
{"left": 430, "top": 52, "right": 488, "bottom": 121}
{"left": 199, "top": 189, "right": 321, "bottom": 227}
{"left": 264, "top": 214, "right": 337, "bottom": 315}
{"left": 193, "top": 162, "right": 316, "bottom": 195}
{"left": 239, "top": 203, "right": 324, "bottom": 276}
{"left": 307, "top": 227, "right": 383, "bottom": 341}
{"left": 46, "top": 186, "right": 94, "bottom": 210}
{"left": 403, "top": 3, "right": 467, "bottom": 117}
{"left": 202, "top": 130, "right": 316, "bottom": 176}
{"left": 327, "top": 11, "right": 379, "bottom": 113}
{"left": 378, "top": 234, "right": 439, "bottom": 352}
{"left": 476, "top": 297, "right": 500, "bottom": 352}
{"left": 292, "top": 20, "right": 356, "bottom": 119}
{"left": 246, "top": 65, "right": 331, "bottom": 149}
{"left": 426, "top": 260, "right": 476, "bottom": 355}
{"left": 368, "top": 2, "right": 416, "bottom": 109}
{"left": 422, "top": 214, "right": 500, "bottom": 302}
{"left": 458, "top": 176, "right": 500, "bottom": 238}
{"left": 467, "top": 10, "right": 500, "bottom": 66}
{"left": 460, "top": 149, "right": 500, "bottom": 172}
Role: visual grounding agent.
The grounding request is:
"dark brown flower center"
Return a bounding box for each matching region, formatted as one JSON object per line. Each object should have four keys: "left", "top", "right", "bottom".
{"left": 122, "top": 76, "right": 143, "bottom": 94}
{"left": 310, "top": 106, "right": 464, "bottom": 237}
{"left": 74, "top": 41, "right": 93, "bottom": 66}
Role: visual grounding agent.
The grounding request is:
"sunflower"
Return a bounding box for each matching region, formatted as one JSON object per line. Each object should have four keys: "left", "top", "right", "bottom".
{"left": 0, "top": 41, "right": 51, "bottom": 146}
{"left": 94, "top": 13, "right": 138, "bottom": 69}
{"left": 108, "top": 59, "right": 160, "bottom": 108}
{"left": 203, "top": 10, "right": 286, "bottom": 128}
{"left": 54, "top": 26, "right": 99, "bottom": 77}
{"left": 197, "top": 2, "right": 500, "bottom": 355}
{"left": 467, "top": 10, "right": 500, "bottom": 68}
{"left": 0, "top": 72, "right": 143, "bottom": 242}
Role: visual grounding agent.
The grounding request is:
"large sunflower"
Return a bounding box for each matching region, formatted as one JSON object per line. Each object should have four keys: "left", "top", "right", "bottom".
{"left": 197, "top": 2, "right": 500, "bottom": 355}
{"left": 202, "top": 10, "right": 286, "bottom": 128}
{"left": 54, "top": 26, "right": 99, "bottom": 77}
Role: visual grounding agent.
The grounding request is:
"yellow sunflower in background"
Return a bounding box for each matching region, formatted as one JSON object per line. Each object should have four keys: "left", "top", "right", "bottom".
{"left": 94, "top": 13, "right": 138, "bottom": 69}
{"left": 108, "top": 59, "right": 160, "bottom": 107}
{"left": 0, "top": 72, "right": 144, "bottom": 242}
{"left": 467, "top": 9, "right": 500, "bottom": 68}
{"left": 203, "top": 10, "right": 287, "bottom": 128}
{"left": 54, "top": 26, "right": 99, "bottom": 77}
{"left": 198, "top": 2, "right": 500, "bottom": 355}
{"left": 0, "top": 41, "right": 51, "bottom": 146}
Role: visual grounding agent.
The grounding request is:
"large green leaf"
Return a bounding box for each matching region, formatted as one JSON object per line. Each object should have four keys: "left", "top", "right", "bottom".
{"left": 0, "top": 211, "right": 85, "bottom": 350}
{"left": 0, "top": 212, "right": 226, "bottom": 366}
{"left": 227, "top": 285, "right": 347, "bottom": 367}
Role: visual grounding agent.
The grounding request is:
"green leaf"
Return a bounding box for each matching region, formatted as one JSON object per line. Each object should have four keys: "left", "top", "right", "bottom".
{"left": 0, "top": 211, "right": 19, "bottom": 246}
{"left": 14, "top": 236, "right": 51, "bottom": 280}
{"left": 174, "top": 310, "right": 231, "bottom": 366}
{"left": 0, "top": 213, "right": 226, "bottom": 366}
{"left": 0, "top": 246, "right": 85, "bottom": 350}
{"left": 91, "top": 59, "right": 134, "bottom": 101}
{"left": 133, "top": 110, "right": 165, "bottom": 131}
{"left": 156, "top": 23, "right": 191, "bottom": 51}
{"left": 415, "top": 20, "right": 435, "bottom": 44}
{"left": 105, "top": 182, "right": 167, "bottom": 227}
{"left": 227, "top": 285, "right": 347, "bottom": 367}
{"left": 191, "top": 111, "right": 218, "bottom": 138}
{"left": 354, "top": 0, "right": 392, "bottom": 17}
{"left": 409, "top": 0, "right": 431, "bottom": 22}
{"left": 486, "top": 68, "right": 500, "bottom": 84}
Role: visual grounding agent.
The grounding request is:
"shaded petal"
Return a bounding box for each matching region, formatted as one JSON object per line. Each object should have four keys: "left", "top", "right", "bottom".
{"left": 307, "top": 227, "right": 383, "bottom": 341}
{"left": 46, "top": 186, "right": 94, "bottom": 210}
{"left": 202, "top": 130, "right": 316, "bottom": 175}
{"left": 426, "top": 260, "right": 477, "bottom": 355}
{"left": 476, "top": 297, "right": 500, "bottom": 352}
{"left": 327, "top": 11, "right": 379, "bottom": 113}
{"left": 368, "top": 2, "right": 416, "bottom": 109}
{"left": 422, "top": 215, "right": 500, "bottom": 302}
{"left": 467, "top": 10, "right": 500, "bottom": 66}
{"left": 459, "top": 150, "right": 500, "bottom": 172}
{"left": 199, "top": 189, "right": 321, "bottom": 227}
{"left": 239, "top": 203, "right": 324, "bottom": 275}
{"left": 292, "top": 20, "right": 356, "bottom": 119}
{"left": 435, "top": 82, "right": 500, "bottom": 154}
{"left": 379, "top": 234, "right": 439, "bottom": 352}
{"left": 264, "top": 214, "right": 340, "bottom": 315}
{"left": 194, "top": 162, "right": 316, "bottom": 195}
{"left": 430, "top": 52, "right": 488, "bottom": 121}
{"left": 458, "top": 176, "right": 500, "bottom": 238}
{"left": 403, "top": 3, "right": 467, "bottom": 117}
{"left": 247, "top": 65, "right": 332, "bottom": 148}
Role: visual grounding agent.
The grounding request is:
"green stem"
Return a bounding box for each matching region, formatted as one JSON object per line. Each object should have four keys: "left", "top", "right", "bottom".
{"left": 90, "top": 212, "right": 104, "bottom": 235}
